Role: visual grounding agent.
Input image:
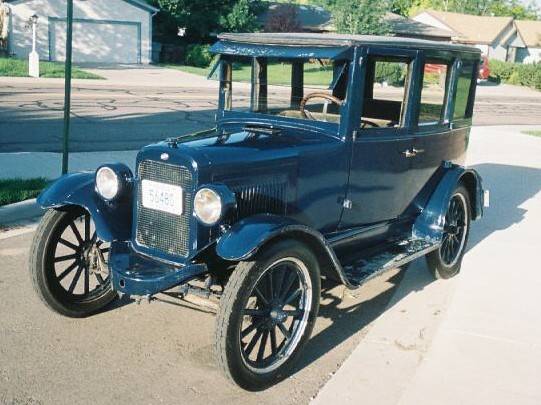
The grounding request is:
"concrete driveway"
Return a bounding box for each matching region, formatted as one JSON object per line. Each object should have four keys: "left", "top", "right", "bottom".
{"left": 314, "top": 126, "right": 541, "bottom": 404}
{"left": 1, "top": 67, "right": 541, "bottom": 153}
{"left": 1, "top": 126, "right": 540, "bottom": 404}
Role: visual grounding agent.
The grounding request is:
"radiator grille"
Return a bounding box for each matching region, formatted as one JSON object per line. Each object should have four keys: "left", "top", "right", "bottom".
{"left": 136, "top": 160, "right": 193, "bottom": 257}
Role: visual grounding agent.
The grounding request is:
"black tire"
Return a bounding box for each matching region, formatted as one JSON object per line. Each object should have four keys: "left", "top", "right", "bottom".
{"left": 426, "top": 185, "right": 471, "bottom": 279}
{"left": 29, "top": 207, "right": 116, "bottom": 318}
{"left": 215, "top": 239, "right": 321, "bottom": 391}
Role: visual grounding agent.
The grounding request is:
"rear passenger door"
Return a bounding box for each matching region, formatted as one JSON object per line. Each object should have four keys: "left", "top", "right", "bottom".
{"left": 410, "top": 55, "right": 477, "bottom": 210}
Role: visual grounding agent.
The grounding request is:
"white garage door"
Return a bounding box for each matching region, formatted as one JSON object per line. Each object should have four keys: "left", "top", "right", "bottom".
{"left": 51, "top": 19, "right": 141, "bottom": 64}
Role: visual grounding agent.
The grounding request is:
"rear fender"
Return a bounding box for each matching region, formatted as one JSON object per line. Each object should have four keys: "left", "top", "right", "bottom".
{"left": 216, "top": 214, "right": 354, "bottom": 288}
{"left": 413, "top": 166, "right": 484, "bottom": 241}
{"left": 37, "top": 172, "right": 132, "bottom": 242}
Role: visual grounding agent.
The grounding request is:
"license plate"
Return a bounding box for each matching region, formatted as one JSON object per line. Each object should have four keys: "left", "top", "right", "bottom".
{"left": 141, "top": 180, "right": 183, "bottom": 215}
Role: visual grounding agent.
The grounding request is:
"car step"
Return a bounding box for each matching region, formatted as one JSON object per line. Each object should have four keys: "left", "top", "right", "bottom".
{"left": 343, "top": 238, "right": 440, "bottom": 287}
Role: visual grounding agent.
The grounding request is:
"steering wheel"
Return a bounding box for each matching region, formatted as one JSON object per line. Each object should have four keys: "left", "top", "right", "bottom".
{"left": 360, "top": 119, "right": 380, "bottom": 129}
{"left": 300, "top": 92, "right": 343, "bottom": 121}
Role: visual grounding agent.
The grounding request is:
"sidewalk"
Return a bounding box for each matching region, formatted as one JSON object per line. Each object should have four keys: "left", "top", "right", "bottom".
{"left": 312, "top": 126, "right": 541, "bottom": 404}
{"left": 0, "top": 150, "right": 137, "bottom": 226}
{"left": 0, "top": 150, "right": 138, "bottom": 180}
{"left": 0, "top": 65, "right": 219, "bottom": 89}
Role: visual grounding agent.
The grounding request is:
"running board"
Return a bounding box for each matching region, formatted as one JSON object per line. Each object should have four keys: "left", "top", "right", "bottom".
{"left": 342, "top": 238, "right": 440, "bottom": 287}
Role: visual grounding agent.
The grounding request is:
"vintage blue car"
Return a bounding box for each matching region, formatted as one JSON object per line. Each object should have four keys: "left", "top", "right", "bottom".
{"left": 29, "top": 33, "right": 485, "bottom": 390}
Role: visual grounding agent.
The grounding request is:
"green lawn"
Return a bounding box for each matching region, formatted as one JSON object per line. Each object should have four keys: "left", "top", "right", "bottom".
{"left": 0, "top": 178, "right": 50, "bottom": 207}
{"left": 521, "top": 130, "right": 541, "bottom": 138}
{"left": 0, "top": 57, "right": 104, "bottom": 79}
{"left": 163, "top": 62, "right": 334, "bottom": 86}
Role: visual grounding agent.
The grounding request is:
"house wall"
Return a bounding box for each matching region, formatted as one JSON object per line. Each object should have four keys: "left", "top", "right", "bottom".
{"left": 487, "top": 22, "right": 515, "bottom": 61}
{"left": 8, "top": 0, "right": 152, "bottom": 64}
{"left": 473, "top": 44, "right": 489, "bottom": 55}
{"left": 489, "top": 43, "right": 508, "bottom": 60}
{"left": 516, "top": 47, "right": 541, "bottom": 63}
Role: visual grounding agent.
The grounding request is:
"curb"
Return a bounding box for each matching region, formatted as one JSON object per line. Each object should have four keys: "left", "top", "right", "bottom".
{"left": 0, "top": 198, "right": 43, "bottom": 228}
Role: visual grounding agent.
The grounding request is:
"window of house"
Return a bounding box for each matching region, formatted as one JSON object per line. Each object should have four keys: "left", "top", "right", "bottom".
{"left": 361, "top": 58, "right": 410, "bottom": 128}
{"left": 453, "top": 62, "right": 475, "bottom": 119}
{"left": 419, "top": 61, "right": 449, "bottom": 124}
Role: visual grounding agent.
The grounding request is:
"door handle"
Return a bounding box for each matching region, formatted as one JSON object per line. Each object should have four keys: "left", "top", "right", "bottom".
{"left": 402, "top": 148, "right": 424, "bottom": 158}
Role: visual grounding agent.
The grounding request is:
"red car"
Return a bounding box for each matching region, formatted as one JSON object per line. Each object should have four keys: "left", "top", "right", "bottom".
{"left": 478, "top": 55, "right": 490, "bottom": 81}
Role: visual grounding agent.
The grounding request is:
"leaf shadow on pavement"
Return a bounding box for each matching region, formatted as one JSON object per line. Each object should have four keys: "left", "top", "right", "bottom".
{"left": 291, "top": 162, "right": 541, "bottom": 377}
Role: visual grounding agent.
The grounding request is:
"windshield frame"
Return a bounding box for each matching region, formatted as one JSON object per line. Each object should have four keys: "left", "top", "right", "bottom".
{"left": 214, "top": 55, "right": 352, "bottom": 138}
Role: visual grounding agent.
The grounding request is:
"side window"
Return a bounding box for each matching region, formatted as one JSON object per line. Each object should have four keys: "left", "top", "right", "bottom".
{"left": 419, "top": 61, "right": 450, "bottom": 125}
{"left": 362, "top": 58, "right": 410, "bottom": 128}
{"left": 454, "top": 62, "right": 475, "bottom": 119}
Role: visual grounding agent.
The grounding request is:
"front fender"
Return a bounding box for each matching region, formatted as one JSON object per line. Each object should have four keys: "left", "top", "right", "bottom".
{"left": 216, "top": 214, "right": 355, "bottom": 288}
{"left": 216, "top": 214, "right": 301, "bottom": 261}
{"left": 37, "top": 172, "right": 132, "bottom": 242}
{"left": 413, "top": 166, "right": 484, "bottom": 241}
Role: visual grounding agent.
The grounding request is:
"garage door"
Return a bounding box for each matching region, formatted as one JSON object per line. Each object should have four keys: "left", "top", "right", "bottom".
{"left": 50, "top": 19, "right": 141, "bottom": 64}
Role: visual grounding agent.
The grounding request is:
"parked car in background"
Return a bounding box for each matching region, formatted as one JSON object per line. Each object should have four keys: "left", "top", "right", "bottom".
{"left": 478, "top": 55, "right": 490, "bottom": 82}
{"left": 29, "top": 33, "right": 485, "bottom": 391}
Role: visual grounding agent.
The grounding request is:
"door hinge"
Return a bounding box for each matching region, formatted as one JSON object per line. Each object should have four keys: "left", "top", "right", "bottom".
{"left": 352, "top": 130, "right": 358, "bottom": 142}
{"left": 343, "top": 199, "right": 353, "bottom": 209}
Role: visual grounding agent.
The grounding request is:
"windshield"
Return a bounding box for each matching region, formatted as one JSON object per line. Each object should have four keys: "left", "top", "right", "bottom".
{"left": 214, "top": 56, "right": 349, "bottom": 124}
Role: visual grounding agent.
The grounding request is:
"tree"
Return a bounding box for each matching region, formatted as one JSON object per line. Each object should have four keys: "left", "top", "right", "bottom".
{"left": 333, "top": 0, "right": 391, "bottom": 35}
{"left": 220, "top": 0, "right": 263, "bottom": 33}
{"left": 149, "top": 0, "right": 237, "bottom": 41}
{"left": 488, "top": 0, "right": 539, "bottom": 19}
{"left": 263, "top": 3, "right": 303, "bottom": 32}
{"left": 398, "top": 0, "right": 539, "bottom": 18}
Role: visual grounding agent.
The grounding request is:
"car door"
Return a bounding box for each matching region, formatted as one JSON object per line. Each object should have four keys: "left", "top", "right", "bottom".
{"left": 409, "top": 57, "right": 476, "bottom": 210}
{"left": 340, "top": 51, "right": 421, "bottom": 228}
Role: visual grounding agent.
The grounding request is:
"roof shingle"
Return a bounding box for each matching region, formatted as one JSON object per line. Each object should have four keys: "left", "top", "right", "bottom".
{"left": 514, "top": 20, "right": 541, "bottom": 48}
{"left": 417, "top": 10, "right": 514, "bottom": 45}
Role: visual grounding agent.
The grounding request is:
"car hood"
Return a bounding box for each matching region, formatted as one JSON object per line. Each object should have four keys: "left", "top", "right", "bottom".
{"left": 136, "top": 127, "right": 340, "bottom": 183}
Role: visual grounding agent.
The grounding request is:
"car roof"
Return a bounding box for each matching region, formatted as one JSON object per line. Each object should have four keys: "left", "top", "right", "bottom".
{"left": 217, "top": 32, "right": 481, "bottom": 55}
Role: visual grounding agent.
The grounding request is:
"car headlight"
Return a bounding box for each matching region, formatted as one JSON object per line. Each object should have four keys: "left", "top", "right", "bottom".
{"left": 96, "top": 166, "right": 119, "bottom": 200}
{"left": 194, "top": 188, "right": 222, "bottom": 225}
{"left": 95, "top": 163, "right": 133, "bottom": 201}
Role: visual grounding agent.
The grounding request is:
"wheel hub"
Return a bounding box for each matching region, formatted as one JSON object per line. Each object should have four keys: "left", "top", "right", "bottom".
{"left": 445, "top": 223, "right": 459, "bottom": 235}
{"left": 269, "top": 308, "right": 287, "bottom": 324}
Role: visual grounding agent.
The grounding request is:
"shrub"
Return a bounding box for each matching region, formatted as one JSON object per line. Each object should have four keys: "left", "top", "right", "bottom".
{"left": 185, "top": 44, "right": 213, "bottom": 68}
{"left": 489, "top": 59, "right": 515, "bottom": 82}
{"left": 489, "top": 59, "right": 541, "bottom": 90}
{"left": 374, "top": 62, "right": 406, "bottom": 86}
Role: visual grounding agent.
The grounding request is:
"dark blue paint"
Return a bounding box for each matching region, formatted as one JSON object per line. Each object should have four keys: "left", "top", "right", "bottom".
{"left": 413, "top": 166, "right": 483, "bottom": 241}
{"left": 210, "top": 40, "right": 352, "bottom": 60}
{"left": 36, "top": 36, "right": 484, "bottom": 296}
{"left": 37, "top": 172, "right": 132, "bottom": 242}
{"left": 216, "top": 214, "right": 301, "bottom": 260}
{"left": 109, "top": 241, "right": 208, "bottom": 296}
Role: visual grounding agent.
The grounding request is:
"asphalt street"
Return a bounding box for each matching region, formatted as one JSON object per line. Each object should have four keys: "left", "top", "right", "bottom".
{"left": 0, "top": 230, "right": 402, "bottom": 404}
{"left": 0, "top": 81, "right": 217, "bottom": 152}
{"left": 1, "top": 76, "right": 541, "bottom": 153}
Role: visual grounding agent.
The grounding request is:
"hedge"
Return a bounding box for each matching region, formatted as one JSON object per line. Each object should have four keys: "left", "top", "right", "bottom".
{"left": 489, "top": 59, "right": 541, "bottom": 90}
{"left": 374, "top": 62, "right": 406, "bottom": 86}
{"left": 185, "top": 44, "right": 213, "bottom": 68}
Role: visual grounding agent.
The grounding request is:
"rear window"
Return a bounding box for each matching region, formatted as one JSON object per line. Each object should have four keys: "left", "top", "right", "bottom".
{"left": 454, "top": 62, "right": 475, "bottom": 119}
{"left": 419, "top": 62, "right": 449, "bottom": 125}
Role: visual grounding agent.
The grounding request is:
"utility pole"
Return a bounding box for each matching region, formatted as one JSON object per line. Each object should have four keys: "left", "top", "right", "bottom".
{"left": 62, "top": 0, "right": 73, "bottom": 175}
